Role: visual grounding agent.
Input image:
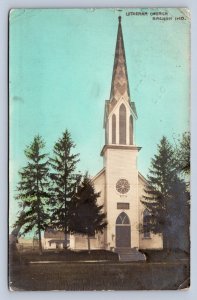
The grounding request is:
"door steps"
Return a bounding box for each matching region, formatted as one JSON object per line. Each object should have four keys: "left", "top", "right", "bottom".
{"left": 115, "top": 248, "right": 146, "bottom": 262}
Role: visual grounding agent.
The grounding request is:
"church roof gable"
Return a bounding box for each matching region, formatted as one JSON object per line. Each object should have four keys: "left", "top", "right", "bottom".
{"left": 138, "top": 172, "right": 148, "bottom": 185}
{"left": 92, "top": 167, "right": 105, "bottom": 182}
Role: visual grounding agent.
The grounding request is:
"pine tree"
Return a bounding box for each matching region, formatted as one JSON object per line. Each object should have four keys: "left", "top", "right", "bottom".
{"left": 141, "top": 136, "right": 187, "bottom": 250}
{"left": 175, "top": 131, "right": 190, "bottom": 189}
{"left": 174, "top": 131, "right": 190, "bottom": 252}
{"left": 49, "top": 130, "right": 80, "bottom": 247}
{"left": 14, "top": 135, "right": 50, "bottom": 254}
{"left": 69, "top": 174, "right": 107, "bottom": 252}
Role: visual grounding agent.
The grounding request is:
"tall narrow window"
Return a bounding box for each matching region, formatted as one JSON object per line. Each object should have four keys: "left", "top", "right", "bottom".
{"left": 119, "top": 104, "right": 126, "bottom": 144}
{"left": 129, "top": 115, "right": 133, "bottom": 145}
{"left": 105, "top": 121, "right": 109, "bottom": 144}
{"left": 143, "top": 209, "right": 151, "bottom": 238}
{"left": 112, "top": 114, "right": 116, "bottom": 144}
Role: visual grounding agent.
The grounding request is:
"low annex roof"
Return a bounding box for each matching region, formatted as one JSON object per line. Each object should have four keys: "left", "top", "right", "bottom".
{"left": 44, "top": 229, "right": 65, "bottom": 239}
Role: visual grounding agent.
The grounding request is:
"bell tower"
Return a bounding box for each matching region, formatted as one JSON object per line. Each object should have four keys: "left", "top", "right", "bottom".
{"left": 101, "top": 17, "right": 141, "bottom": 250}
{"left": 103, "top": 16, "right": 137, "bottom": 149}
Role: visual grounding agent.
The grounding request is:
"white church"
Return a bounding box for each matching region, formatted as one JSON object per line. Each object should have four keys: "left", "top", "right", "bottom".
{"left": 45, "top": 17, "right": 163, "bottom": 259}
{"left": 69, "top": 17, "right": 163, "bottom": 258}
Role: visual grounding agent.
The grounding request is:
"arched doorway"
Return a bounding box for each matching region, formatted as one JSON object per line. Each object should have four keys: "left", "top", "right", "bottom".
{"left": 116, "top": 212, "right": 131, "bottom": 248}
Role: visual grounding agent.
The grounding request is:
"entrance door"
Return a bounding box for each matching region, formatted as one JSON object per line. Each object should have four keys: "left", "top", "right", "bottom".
{"left": 116, "top": 212, "right": 131, "bottom": 248}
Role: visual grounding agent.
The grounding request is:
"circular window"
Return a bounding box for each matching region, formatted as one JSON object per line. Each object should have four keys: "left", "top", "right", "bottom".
{"left": 116, "top": 179, "right": 130, "bottom": 194}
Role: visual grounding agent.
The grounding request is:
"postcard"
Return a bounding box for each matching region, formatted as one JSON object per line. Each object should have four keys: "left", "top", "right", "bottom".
{"left": 9, "top": 8, "right": 190, "bottom": 291}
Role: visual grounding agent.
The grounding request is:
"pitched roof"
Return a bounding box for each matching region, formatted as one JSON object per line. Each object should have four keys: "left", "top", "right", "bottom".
{"left": 44, "top": 229, "right": 65, "bottom": 239}
{"left": 91, "top": 167, "right": 105, "bottom": 182}
{"left": 138, "top": 172, "right": 148, "bottom": 185}
{"left": 48, "top": 239, "right": 65, "bottom": 244}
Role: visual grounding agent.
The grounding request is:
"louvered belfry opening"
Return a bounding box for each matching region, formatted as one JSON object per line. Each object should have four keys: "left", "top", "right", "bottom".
{"left": 119, "top": 103, "right": 126, "bottom": 144}
{"left": 129, "top": 115, "right": 133, "bottom": 145}
{"left": 112, "top": 114, "right": 116, "bottom": 144}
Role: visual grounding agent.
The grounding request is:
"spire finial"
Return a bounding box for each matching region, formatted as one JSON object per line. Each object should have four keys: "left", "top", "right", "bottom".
{"left": 118, "top": 16, "right": 121, "bottom": 23}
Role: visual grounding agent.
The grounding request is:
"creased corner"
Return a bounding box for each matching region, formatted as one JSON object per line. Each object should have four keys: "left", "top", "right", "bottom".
{"left": 179, "top": 8, "right": 191, "bottom": 21}
{"left": 178, "top": 277, "right": 190, "bottom": 290}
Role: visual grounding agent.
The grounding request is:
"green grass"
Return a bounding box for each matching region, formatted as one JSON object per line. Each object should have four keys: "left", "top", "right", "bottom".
{"left": 9, "top": 260, "right": 189, "bottom": 291}
{"left": 142, "top": 249, "right": 190, "bottom": 262}
{"left": 9, "top": 249, "right": 190, "bottom": 290}
{"left": 16, "top": 249, "right": 119, "bottom": 262}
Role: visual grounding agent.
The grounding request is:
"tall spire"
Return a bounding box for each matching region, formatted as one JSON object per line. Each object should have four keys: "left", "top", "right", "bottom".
{"left": 110, "top": 16, "right": 130, "bottom": 102}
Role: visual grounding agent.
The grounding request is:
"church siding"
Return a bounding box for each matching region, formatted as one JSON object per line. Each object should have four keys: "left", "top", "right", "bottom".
{"left": 104, "top": 148, "right": 140, "bottom": 249}
{"left": 92, "top": 170, "right": 106, "bottom": 248}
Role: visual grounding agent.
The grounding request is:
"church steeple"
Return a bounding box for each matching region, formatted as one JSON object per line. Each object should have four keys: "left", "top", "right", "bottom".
{"left": 102, "top": 17, "right": 138, "bottom": 152}
{"left": 110, "top": 16, "right": 130, "bottom": 102}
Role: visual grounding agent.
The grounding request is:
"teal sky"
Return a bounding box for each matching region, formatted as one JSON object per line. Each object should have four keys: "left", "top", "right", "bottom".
{"left": 9, "top": 8, "right": 190, "bottom": 227}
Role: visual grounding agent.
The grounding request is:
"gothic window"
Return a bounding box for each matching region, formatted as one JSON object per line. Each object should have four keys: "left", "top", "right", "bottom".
{"left": 129, "top": 115, "right": 133, "bottom": 145}
{"left": 116, "top": 212, "right": 130, "bottom": 225}
{"left": 143, "top": 209, "right": 151, "bottom": 238}
{"left": 105, "top": 121, "right": 109, "bottom": 144}
{"left": 112, "top": 114, "right": 116, "bottom": 144}
{"left": 119, "top": 103, "right": 126, "bottom": 144}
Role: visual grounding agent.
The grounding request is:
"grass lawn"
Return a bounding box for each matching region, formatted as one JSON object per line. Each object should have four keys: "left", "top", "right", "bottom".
{"left": 143, "top": 249, "right": 190, "bottom": 262}
{"left": 9, "top": 260, "right": 189, "bottom": 291}
{"left": 19, "top": 249, "right": 119, "bottom": 262}
{"left": 8, "top": 249, "right": 190, "bottom": 290}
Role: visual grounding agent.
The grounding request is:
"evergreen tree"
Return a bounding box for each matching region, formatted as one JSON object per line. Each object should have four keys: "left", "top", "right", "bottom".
{"left": 141, "top": 136, "right": 188, "bottom": 250}
{"left": 14, "top": 135, "right": 50, "bottom": 254}
{"left": 69, "top": 174, "right": 107, "bottom": 252}
{"left": 174, "top": 131, "right": 190, "bottom": 252}
{"left": 49, "top": 130, "right": 80, "bottom": 247}
{"left": 175, "top": 132, "right": 190, "bottom": 189}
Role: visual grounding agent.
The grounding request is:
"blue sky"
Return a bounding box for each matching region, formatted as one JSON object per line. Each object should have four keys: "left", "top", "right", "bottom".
{"left": 9, "top": 8, "right": 190, "bottom": 227}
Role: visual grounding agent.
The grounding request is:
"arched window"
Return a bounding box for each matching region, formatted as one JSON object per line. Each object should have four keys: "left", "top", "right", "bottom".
{"left": 129, "top": 115, "right": 133, "bottom": 145}
{"left": 105, "top": 121, "right": 109, "bottom": 144}
{"left": 112, "top": 114, "right": 116, "bottom": 144}
{"left": 143, "top": 209, "right": 151, "bottom": 238}
{"left": 116, "top": 212, "right": 130, "bottom": 225}
{"left": 119, "top": 104, "right": 126, "bottom": 144}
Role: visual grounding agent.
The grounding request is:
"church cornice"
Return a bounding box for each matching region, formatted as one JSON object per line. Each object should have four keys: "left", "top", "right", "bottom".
{"left": 100, "top": 144, "right": 141, "bottom": 156}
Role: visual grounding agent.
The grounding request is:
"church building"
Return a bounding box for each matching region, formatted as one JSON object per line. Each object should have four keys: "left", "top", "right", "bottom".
{"left": 70, "top": 17, "right": 163, "bottom": 259}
